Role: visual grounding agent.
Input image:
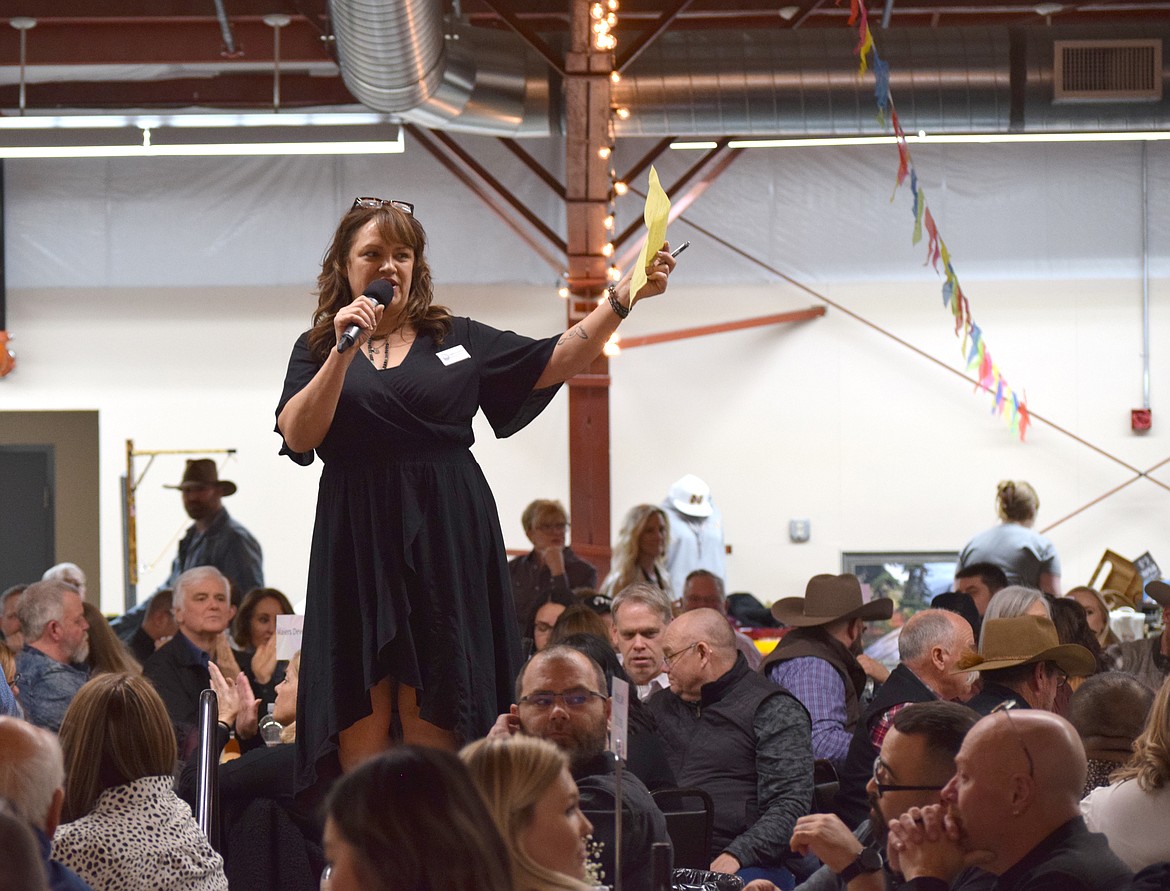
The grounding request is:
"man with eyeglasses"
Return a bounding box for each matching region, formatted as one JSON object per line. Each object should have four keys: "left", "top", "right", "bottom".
{"left": 887, "top": 710, "right": 1131, "bottom": 891}
{"left": 787, "top": 702, "right": 990, "bottom": 891}
{"left": 647, "top": 608, "right": 813, "bottom": 887}
{"left": 955, "top": 615, "right": 1096, "bottom": 714}
{"left": 508, "top": 499, "right": 597, "bottom": 641}
{"left": 487, "top": 644, "right": 669, "bottom": 889}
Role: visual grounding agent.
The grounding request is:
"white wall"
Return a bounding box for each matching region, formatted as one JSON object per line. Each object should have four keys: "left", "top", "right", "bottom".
{"left": 3, "top": 136, "right": 1167, "bottom": 611}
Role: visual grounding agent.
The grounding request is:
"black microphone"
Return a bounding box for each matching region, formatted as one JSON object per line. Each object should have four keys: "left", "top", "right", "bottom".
{"left": 337, "top": 279, "right": 397, "bottom": 353}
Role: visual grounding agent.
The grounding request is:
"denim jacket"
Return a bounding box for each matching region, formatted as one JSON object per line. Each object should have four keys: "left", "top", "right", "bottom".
{"left": 16, "top": 645, "right": 89, "bottom": 732}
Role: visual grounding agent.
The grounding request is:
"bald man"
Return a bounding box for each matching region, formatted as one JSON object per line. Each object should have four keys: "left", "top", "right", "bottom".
{"left": 886, "top": 710, "right": 1131, "bottom": 890}
{"left": 646, "top": 608, "right": 813, "bottom": 886}
{"left": 0, "top": 717, "right": 92, "bottom": 891}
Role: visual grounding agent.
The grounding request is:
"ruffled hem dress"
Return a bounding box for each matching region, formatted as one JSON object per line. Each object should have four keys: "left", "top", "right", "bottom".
{"left": 276, "top": 317, "right": 560, "bottom": 792}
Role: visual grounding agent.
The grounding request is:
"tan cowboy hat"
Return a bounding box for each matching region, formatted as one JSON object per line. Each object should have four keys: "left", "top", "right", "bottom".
{"left": 164, "top": 459, "right": 237, "bottom": 496}
{"left": 771, "top": 573, "right": 894, "bottom": 627}
{"left": 1145, "top": 579, "right": 1170, "bottom": 608}
{"left": 955, "top": 614, "right": 1096, "bottom": 676}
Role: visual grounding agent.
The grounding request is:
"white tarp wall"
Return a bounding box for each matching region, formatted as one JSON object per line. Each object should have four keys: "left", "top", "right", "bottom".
{"left": 3, "top": 136, "right": 1168, "bottom": 612}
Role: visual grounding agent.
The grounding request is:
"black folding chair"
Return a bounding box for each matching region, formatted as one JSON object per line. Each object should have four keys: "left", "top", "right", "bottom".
{"left": 651, "top": 787, "right": 714, "bottom": 871}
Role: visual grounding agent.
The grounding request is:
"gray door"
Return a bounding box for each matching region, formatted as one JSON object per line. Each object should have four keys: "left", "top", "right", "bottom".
{"left": 0, "top": 446, "right": 55, "bottom": 592}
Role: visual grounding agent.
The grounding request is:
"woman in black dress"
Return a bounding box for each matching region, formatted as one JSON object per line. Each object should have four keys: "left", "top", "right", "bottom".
{"left": 276, "top": 197, "right": 675, "bottom": 788}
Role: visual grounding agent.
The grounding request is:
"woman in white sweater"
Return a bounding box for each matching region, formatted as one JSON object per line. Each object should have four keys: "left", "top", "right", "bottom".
{"left": 1081, "top": 673, "right": 1170, "bottom": 871}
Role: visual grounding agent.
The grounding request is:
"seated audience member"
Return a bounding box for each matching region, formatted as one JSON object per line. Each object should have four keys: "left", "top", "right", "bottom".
{"left": 649, "top": 608, "right": 813, "bottom": 886}
{"left": 681, "top": 569, "right": 762, "bottom": 670}
{"left": 611, "top": 583, "right": 673, "bottom": 698}
{"left": 928, "top": 592, "right": 982, "bottom": 642}
{"left": 834, "top": 609, "right": 976, "bottom": 827}
{"left": 887, "top": 711, "right": 1131, "bottom": 891}
{"left": 960, "top": 615, "right": 1095, "bottom": 714}
{"left": 552, "top": 631, "right": 678, "bottom": 792}
{"left": 2, "top": 583, "right": 29, "bottom": 651}
{"left": 509, "top": 499, "right": 597, "bottom": 641}
{"left": 0, "top": 717, "right": 92, "bottom": 891}
{"left": 1067, "top": 671, "right": 1155, "bottom": 797}
{"left": 1107, "top": 579, "right": 1170, "bottom": 693}
{"left": 980, "top": 585, "right": 1050, "bottom": 643}
{"left": 952, "top": 562, "right": 1008, "bottom": 618}
{"left": 15, "top": 579, "right": 90, "bottom": 732}
{"left": 0, "top": 641, "right": 23, "bottom": 717}
{"left": 0, "top": 799, "right": 50, "bottom": 891}
{"left": 533, "top": 600, "right": 568, "bottom": 653}
{"left": 81, "top": 603, "right": 141, "bottom": 676}
{"left": 1067, "top": 586, "right": 1120, "bottom": 650}
{"left": 488, "top": 645, "right": 670, "bottom": 888}
{"left": 549, "top": 602, "right": 611, "bottom": 645}
{"left": 462, "top": 735, "right": 597, "bottom": 891}
{"left": 126, "top": 589, "right": 177, "bottom": 664}
{"left": 789, "top": 702, "right": 990, "bottom": 891}
{"left": 1080, "top": 675, "right": 1170, "bottom": 872}
{"left": 322, "top": 745, "right": 514, "bottom": 891}
{"left": 143, "top": 565, "right": 234, "bottom": 755}
{"left": 579, "top": 590, "right": 614, "bottom": 633}
{"left": 761, "top": 574, "right": 893, "bottom": 769}
{"left": 601, "top": 504, "right": 673, "bottom": 600}
{"left": 41, "top": 564, "right": 87, "bottom": 599}
{"left": 53, "top": 673, "right": 228, "bottom": 891}
{"left": 231, "top": 587, "right": 294, "bottom": 707}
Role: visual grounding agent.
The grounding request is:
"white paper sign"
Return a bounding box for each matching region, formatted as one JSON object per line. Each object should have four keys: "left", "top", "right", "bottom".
{"left": 275, "top": 614, "right": 304, "bottom": 660}
{"left": 610, "top": 676, "right": 630, "bottom": 760}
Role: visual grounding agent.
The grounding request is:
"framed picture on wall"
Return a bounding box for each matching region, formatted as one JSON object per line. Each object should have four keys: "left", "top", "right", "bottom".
{"left": 842, "top": 551, "right": 959, "bottom": 668}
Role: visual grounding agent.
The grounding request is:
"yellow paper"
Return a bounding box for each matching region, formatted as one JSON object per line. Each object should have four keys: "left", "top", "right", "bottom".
{"left": 629, "top": 165, "right": 670, "bottom": 307}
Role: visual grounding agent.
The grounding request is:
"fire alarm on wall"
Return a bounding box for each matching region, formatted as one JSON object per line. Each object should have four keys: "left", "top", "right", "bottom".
{"left": 1132, "top": 409, "right": 1152, "bottom": 432}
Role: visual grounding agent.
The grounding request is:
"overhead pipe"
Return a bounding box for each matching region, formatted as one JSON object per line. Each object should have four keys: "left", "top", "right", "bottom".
{"left": 326, "top": 0, "right": 1170, "bottom": 138}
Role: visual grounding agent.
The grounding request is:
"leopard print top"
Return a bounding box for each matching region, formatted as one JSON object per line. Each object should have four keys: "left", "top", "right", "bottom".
{"left": 51, "top": 775, "right": 228, "bottom": 891}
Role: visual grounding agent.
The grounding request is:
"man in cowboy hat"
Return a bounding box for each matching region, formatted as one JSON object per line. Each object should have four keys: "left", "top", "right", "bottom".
{"left": 959, "top": 615, "right": 1097, "bottom": 714}
{"left": 160, "top": 458, "right": 263, "bottom": 604}
{"left": 1105, "top": 578, "right": 1170, "bottom": 693}
{"left": 761, "top": 574, "right": 894, "bottom": 768}
{"left": 661, "top": 474, "right": 726, "bottom": 597}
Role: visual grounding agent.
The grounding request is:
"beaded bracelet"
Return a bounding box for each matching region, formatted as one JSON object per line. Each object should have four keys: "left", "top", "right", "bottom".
{"left": 607, "top": 284, "right": 630, "bottom": 319}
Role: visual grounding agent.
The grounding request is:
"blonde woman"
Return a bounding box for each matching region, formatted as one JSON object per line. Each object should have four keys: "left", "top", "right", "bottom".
{"left": 1067, "top": 586, "right": 1120, "bottom": 649}
{"left": 1081, "top": 674, "right": 1170, "bottom": 871}
{"left": 461, "top": 736, "right": 595, "bottom": 891}
{"left": 958, "top": 480, "right": 1061, "bottom": 596}
{"left": 601, "top": 504, "right": 672, "bottom": 600}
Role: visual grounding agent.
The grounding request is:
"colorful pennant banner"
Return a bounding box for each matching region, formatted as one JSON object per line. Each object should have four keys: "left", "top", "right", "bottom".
{"left": 838, "top": 1, "right": 1030, "bottom": 441}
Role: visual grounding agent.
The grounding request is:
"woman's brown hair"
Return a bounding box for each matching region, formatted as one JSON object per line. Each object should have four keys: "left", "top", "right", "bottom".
{"left": 58, "top": 673, "right": 177, "bottom": 821}
{"left": 307, "top": 203, "right": 452, "bottom": 362}
{"left": 231, "top": 587, "right": 295, "bottom": 649}
{"left": 82, "top": 602, "right": 142, "bottom": 676}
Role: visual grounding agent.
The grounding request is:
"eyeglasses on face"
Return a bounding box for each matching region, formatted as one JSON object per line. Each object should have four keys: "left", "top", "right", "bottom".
{"left": 871, "top": 757, "right": 946, "bottom": 799}
{"left": 990, "top": 699, "right": 1036, "bottom": 778}
{"left": 661, "top": 641, "right": 699, "bottom": 669}
{"left": 352, "top": 197, "right": 415, "bottom": 215}
{"left": 518, "top": 689, "right": 607, "bottom": 710}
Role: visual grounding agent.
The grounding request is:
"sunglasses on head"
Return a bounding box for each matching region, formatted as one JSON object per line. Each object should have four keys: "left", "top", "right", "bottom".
{"left": 352, "top": 197, "right": 414, "bottom": 215}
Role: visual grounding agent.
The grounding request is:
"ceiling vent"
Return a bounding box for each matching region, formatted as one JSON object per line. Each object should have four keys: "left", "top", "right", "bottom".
{"left": 1054, "top": 39, "right": 1162, "bottom": 102}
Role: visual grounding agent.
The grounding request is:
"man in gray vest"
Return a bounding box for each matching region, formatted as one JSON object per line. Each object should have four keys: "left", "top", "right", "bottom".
{"left": 647, "top": 608, "right": 813, "bottom": 887}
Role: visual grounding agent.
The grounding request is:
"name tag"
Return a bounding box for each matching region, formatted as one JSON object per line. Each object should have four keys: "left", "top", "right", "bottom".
{"left": 436, "top": 344, "right": 471, "bottom": 366}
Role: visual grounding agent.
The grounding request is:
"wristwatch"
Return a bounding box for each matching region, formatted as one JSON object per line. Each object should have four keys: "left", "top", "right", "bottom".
{"left": 836, "top": 845, "right": 883, "bottom": 883}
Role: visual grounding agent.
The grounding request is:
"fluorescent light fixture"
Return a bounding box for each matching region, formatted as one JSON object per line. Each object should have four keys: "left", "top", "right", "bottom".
{"left": 0, "top": 112, "right": 404, "bottom": 158}
{"left": 670, "top": 130, "right": 1170, "bottom": 150}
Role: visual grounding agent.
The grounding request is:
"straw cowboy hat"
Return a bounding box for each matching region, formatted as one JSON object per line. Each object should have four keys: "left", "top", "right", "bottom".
{"left": 164, "top": 459, "right": 237, "bottom": 496}
{"left": 771, "top": 573, "right": 894, "bottom": 627}
{"left": 955, "top": 614, "right": 1096, "bottom": 676}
